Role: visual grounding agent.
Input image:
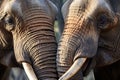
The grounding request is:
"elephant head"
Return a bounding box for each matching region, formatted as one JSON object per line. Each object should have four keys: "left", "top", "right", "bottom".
{"left": 57, "top": 0, "right": 119, "bottom": 79}
{"left": 0, "top": 0, "right": 58, "bottom": 79}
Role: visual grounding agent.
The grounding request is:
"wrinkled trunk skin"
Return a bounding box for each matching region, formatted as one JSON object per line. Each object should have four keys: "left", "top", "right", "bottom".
{"left": 57, "top": 11, "right": 99, "bottom": 80}
{"left": 57, "top": 0, "right": 99, "bottom": 79}
{"left": 13, "top": 8, "right": 58, "bottom": 80}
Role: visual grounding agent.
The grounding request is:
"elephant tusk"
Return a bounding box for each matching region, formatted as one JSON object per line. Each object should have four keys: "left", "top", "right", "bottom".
{"left": 22, "top": 62, "right": 38, "bottom": 80}
{"left": 59, "top": 58, "right": 87, "bottom": 80}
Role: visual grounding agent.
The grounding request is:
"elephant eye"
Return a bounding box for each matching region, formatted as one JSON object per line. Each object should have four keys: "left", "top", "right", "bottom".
{"left": 4, "top": 16, "right": 15, "bottom": 31}
{"left": 97, "top": 14, "right": 110, "bottom": 29}
{"left": 5, "top": 16, "right": 14, "bottom": 25}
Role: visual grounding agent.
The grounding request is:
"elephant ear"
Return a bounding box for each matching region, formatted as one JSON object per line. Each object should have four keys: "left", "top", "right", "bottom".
{"left": 61, "top": 0, "right": 73, "bottom": 21}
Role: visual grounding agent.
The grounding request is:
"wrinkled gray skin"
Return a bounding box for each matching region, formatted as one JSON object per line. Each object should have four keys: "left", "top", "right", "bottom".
{"left": 0, "top": 0, "right": 58, "bottom": 80}
{"left": 57, "top": 0, "right": 120, "bottom": 80}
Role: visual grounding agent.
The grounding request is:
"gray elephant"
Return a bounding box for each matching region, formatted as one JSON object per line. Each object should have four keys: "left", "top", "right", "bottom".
{"left": 0, "top": 0, "right": 58, "bottom": 80}
{"left": 57, "top": 0, "right": 120, "bottom": 80}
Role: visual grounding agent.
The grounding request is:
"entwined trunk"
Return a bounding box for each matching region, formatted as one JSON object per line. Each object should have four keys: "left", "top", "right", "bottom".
{"left": 57, "top": 2, "right": 99, "bottom": 78}
{"left": 57, "top": 15, "right": 91, "bottom": 77}
{"left": 13, "top": 7, "right": 58, "bottom": 80}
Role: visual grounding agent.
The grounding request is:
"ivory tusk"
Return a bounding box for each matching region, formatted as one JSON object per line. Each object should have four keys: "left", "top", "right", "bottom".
{"left": 59, "top": 58, "right": 87, "bottom": 80}
{"left": 22, "top": 62, "right": 38, "bottom": 80}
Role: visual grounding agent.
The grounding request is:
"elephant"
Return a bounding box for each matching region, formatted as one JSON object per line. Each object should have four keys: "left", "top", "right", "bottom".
{"left": 57, "top": 0, "right": 120, "bottom": 80}
{"left": 0, "top": 0, "right": 58, "bottom": 80}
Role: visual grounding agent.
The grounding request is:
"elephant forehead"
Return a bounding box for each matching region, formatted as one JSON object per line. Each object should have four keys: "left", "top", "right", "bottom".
{"left": 86, "top": 0, "right": 111, "bottom": 16}
{"left": 86, "top": 0, "right": 112, "bottom": 16}
{"left": 70, "top": 0, "right": 111, "bottom": 17}
{"left": 1, "top": 0, "right": 43, "bottom": 16}
{"left": 2, "top": 0, "right": 22, "bottom": 16}
{"left": 0, "top": 0, "right": 57, "bottom": 20}
{"left": 30, "top": 0, "right": 41, "bottom": 6}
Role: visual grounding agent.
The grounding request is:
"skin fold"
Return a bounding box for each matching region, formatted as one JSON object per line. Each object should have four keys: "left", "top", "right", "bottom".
{"left": 57, "top": 0, "right": 120, "bottom": 80}
{"left": 0, "top": 0, "right": 58, "bottom": 80}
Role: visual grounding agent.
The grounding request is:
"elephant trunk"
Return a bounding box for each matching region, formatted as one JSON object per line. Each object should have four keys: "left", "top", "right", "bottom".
{"left": 57, "top": 8, "right": 99, "bottom": 79}
{"left": 57, "top": 25, "right": 82, "bottom": 77}
{"left": 13, "top": 8, "right": 58, "bottom": 80}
